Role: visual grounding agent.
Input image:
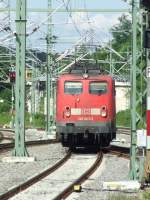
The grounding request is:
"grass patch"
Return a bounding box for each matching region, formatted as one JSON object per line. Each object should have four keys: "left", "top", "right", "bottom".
{"left": 0, "top": 112, "right": 46, "bottom": 129}
{"left": 142, "top": 191, "right": 150, "bottom": 200}
{"left": 109, "top": 191, "right": 150, "bottom": 200}
{"left": 32, "top": 113, "right": 46, "bottom": 129}
{"left": 108, "top": 194, "right": 139, "bottom": 200}
{"left": 26, "top": 112, "right": 46, "bottom": 129}
{"left": 0, "top": 112, "right": 11, "bottom": 125}
{"left": 116, "top": 109, "right": 131, "bottom": 127}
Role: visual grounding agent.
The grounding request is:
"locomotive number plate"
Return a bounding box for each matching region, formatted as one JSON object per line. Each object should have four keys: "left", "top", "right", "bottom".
{"left": 81, "top": 108, "right": 91, "bottom": 115}
{"left": 78, "top": 117, "right": 94, "bottom": 121}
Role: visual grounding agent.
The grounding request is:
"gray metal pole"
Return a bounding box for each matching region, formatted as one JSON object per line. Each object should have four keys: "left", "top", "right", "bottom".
{"left": 144, "top": 11, "right": 150, "bottom": 181}
{"left": 13, "top": 0, "right": 28, "bottom": 156}
{"left": 11, "top": 83, "right": 14, "bottom": 129}
{"left": 109, "top": 40, "right": 113, "bottom": 75}
{"left": 30, "top": 61, "right": 36, "bottom": 126}
{"left": 46, "top": 0, "right": 53, "bottom": 135}
{"left": 130, "top": 0, "right": 138, "bottom": 179}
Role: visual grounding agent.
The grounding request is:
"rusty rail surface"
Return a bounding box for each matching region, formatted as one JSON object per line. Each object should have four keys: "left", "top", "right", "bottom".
{"left": 54, "top": 151, "right": 103, "bottom": 200}
{"left": 0, "top": 150, "right": 71, "bottom": 200}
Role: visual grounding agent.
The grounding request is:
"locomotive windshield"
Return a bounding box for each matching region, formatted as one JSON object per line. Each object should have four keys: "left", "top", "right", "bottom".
{"left": 64, "top": 81, "right": 83, "bottom": 94}
{"left": 89, "top": 82, "right": 107, "bottom": 95}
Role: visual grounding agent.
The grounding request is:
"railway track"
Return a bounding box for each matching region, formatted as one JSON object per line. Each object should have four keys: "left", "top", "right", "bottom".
{"left": 0, "top": 128, "right": 14, "bottom": 143}
{"left": 0, "top": 150, "right": 103, "bottom": 200}
{"left": 0, "top": 127, "right": 130, "bottom": 199}
{"left": 0, "top": 139, "right": 58, "bottom": 152}
{"left": 54, "top": 150, "right": 103, "bottom": 200}
{"left": 117, "top": 127, "right": 130, "bottom": 135}
{"left": 0, "top": 149, "right": 71, "bottom": 200}
{"left": 57, "top": 146, "right": 130, "bottom": 200}
{"left": 0, "top": 127, "right": 131, "bottom": 143}
{"left": 106, "top": 145, "right": 130, "bottom": 159}
{"left": 0, "top": 145, "right": 130, "bottom": 200}
{"left": 0, "top": 128, "right": 57, "bottom": 151}
{"left": 0, "top": 128, "right": 14, "bottom": 132}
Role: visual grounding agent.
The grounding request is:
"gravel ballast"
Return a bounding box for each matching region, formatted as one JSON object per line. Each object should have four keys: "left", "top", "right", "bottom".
{"left": 0, "top": 143, "right": 67, "bottom": 196}
{"left": 67, "top": 154, "right": 139, "bottom": 200}
{"left": 0, "top": 129, "right": 51, "bottom": 144}
{"left": 10, "top": 154, "right": 97, "bottom": 200}
{"left": 0, "top": 130, "right": 135, "bottom": 199}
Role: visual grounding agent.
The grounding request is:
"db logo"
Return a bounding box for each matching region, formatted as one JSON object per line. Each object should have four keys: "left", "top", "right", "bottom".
{"left": 82, "top": 108, "right": 91, "bottom": 115}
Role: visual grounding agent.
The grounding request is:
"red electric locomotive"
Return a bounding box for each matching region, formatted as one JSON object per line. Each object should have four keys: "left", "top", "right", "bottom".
{"left": 56, "top": 68, "right": 116, "bottom": 148}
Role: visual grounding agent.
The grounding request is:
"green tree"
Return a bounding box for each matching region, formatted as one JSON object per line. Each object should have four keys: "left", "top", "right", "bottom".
{"left": 111, "top": 14, "right": 131, "bottom": 52}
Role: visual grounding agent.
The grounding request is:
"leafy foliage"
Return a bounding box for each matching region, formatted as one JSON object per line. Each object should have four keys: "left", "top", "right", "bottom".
{"left": 111, "top": 14, "right": 131, "bottom": 52}
{"left": 0, "top": 88, "right": 11, "bottom": 113}
{"left": 0, "top": 88, "right": 11, "bottom": 101}
{"left": 25, "top": 112, "right": 45, "bottom": 128}
{"left": 0, "top": 102, "right": 11, "bottom": 113}
{"left": 0, "top": 112, "right": 11, "bottom": 125}
{"left": 33, "top": 113, "right": 45, "bottom": 128}
{"left": 116, "top": 109, "right": 131, "bottom": 127}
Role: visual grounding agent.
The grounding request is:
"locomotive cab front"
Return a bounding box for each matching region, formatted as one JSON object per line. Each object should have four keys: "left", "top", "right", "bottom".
{"left": 56, "top": 73, "right": 116, "bottom": 148}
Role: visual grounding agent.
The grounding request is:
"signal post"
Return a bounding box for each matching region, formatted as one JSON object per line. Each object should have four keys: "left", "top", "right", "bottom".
{"left": 146, "top": 47, "right": 150, "bottom": 180}
{"left": 140, "top": 0, "right": 150, "bottom": 180}
{"left": 145, "top": 28, "right": 150, "bottom": 180}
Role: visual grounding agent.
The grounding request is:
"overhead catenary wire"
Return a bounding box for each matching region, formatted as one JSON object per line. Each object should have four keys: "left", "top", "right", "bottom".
{"left": 55, "top": 31, "right": 94, "bottom": 63}
{"left": 0, "top": 2, "right": 65, "bottom": 43}
{"left": 61, "top": 0, "right": 83, "bottom": 37}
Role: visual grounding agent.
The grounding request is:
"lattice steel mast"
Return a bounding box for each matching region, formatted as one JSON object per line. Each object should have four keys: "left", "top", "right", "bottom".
{"left": 13, "top": 0, "right": 28, "bottom": 156}
{"left": 46, "top": 0, "right": 53, "bottom": 135}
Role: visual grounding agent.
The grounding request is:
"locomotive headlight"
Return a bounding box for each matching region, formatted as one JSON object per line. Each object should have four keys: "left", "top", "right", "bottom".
{"left": 65, "top": 106, "right": 71, "bottom": 117}
{"left": 101, "top": 106, "right": 107, "bottom": 117}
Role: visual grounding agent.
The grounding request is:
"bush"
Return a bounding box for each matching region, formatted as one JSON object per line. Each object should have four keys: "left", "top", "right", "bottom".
{"left": 0, "top": 111, "right": 46, "bottom": 128}
{"left": 0, "top": 88, "right": 11, "bottom": 113}
{"left": 0, "top": 89, "right": 11, "bottom": 101}
{"left": 116, "top": 109, "right": 131, "bottom": 127}
{"left": 25, "top": 112, "right": 45, "bottom": 128}
{"left": 0, "top": 112, "right": 11, "bottom": 125}
{"left": 0, "top": 102, "right": 11, "bottom": 113}
{"left": 33, "top": 113, "right": 45, "bottom": 128}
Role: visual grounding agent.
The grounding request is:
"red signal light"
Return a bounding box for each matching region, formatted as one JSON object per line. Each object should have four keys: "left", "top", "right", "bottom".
{"left": 9, "top": 72, "right": 16, "bottom": 83}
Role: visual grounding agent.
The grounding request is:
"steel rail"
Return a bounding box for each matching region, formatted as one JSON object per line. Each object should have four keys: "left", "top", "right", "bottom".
{"left": 0, "top": 130, "right": 14, "bottom": 142}
{"left": 54, "top": 146, "right": 129, "bottom": 199}
{"left": 105, "top": 145, "right": 130, "bottom": 159}
{"left": 53, "top": 151, "right": 103, "bottom": 200}
{"left": 117, "top": 126, "right": 130, "bottom": 130}
{"left": 0, "top": 139, "right": 58, "bottom": 150}
{"left": 117, "top": 127, "right": 131, "bottom": 135}
{"left": 0, "top": 128, "right": 15, "bottom": 133}
{"left": 0, "top": 150, "right": 71, "bottom": 200}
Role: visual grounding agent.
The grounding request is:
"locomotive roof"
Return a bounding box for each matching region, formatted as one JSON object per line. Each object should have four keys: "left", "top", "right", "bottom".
{"left": 58, "top": 74, "right": 113, "bottom": 81}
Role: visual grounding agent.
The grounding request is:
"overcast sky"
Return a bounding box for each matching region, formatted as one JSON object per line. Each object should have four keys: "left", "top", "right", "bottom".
{"left": 8, "top": 0, "right": 130, "bottom": 52}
